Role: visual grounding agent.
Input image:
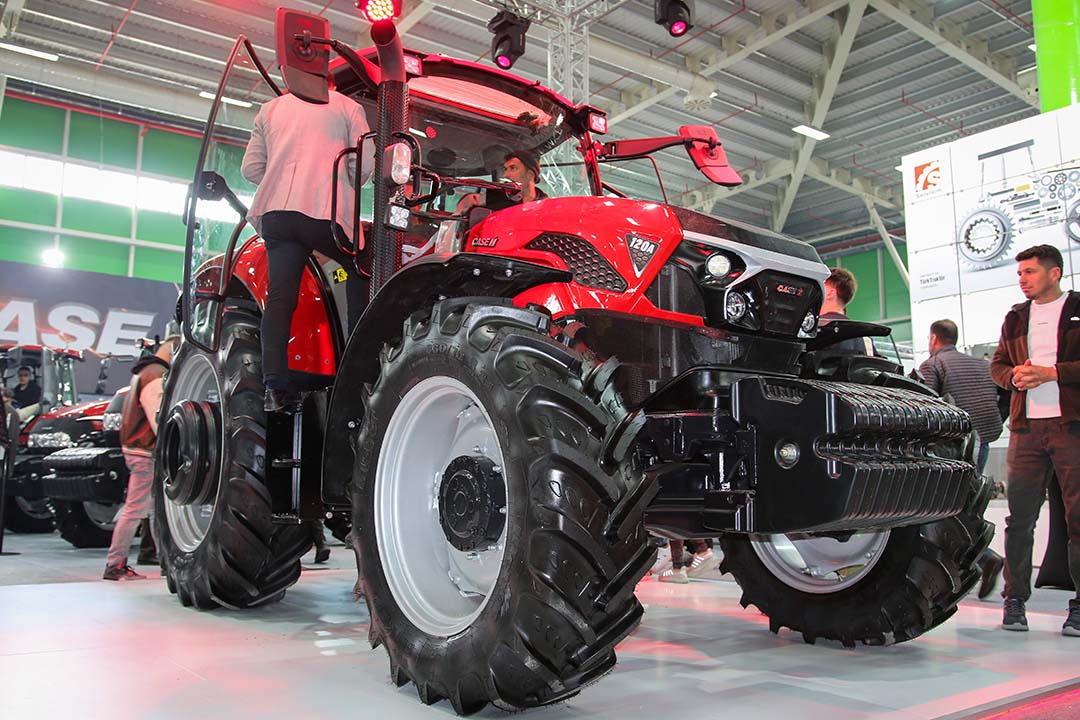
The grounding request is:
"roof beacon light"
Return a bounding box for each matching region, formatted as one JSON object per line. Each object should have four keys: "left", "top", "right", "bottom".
{"left": 655, "top": 0, "right": 693, "bottom": 37}
{"left": 356, "top": 0, "right": 401, "bottom": 23}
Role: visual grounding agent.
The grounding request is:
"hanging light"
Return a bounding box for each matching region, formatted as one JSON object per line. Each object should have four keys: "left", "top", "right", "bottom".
{"left": 356, "top": 0, "right": 401, "bottom": 23}
{"left": 654, "top": 0, "right": 693, "bottom": 37}
{"left": 488, "top": 11, "right": 530, "bottom": 70}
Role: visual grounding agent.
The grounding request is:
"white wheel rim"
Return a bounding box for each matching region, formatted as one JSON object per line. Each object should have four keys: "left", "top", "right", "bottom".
{"left": 375, "top": 376, "right": 508, "bottom": 637}
{"left": 750, "top": 530, "right": 890, "bottom": 595}
{"left": 162, "top": 352, "right": 221, "bottom": 553}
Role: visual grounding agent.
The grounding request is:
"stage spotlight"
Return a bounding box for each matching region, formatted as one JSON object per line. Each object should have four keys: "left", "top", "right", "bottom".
{"left": 654, "top": 0, "right": 693, "bottom": 37}
{"left": 487, "top": 11, "right": 530, "bottom": 69}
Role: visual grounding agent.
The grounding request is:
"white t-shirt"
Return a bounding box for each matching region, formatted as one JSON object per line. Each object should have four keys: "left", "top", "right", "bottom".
{"left": 1026, "top": 292, "right": 1067, "bottom": 419}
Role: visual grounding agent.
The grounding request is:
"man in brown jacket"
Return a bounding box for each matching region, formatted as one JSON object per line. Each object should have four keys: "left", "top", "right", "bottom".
{"left": 990, "top": 244, "right": 1080, "bottom": 636}
{"left": 103, "top": 329, "right": 177, "bottom": 580}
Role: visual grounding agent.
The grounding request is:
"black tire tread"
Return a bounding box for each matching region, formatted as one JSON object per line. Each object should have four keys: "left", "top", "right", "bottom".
{"left": 354, "top": 301, "right": 654, "bottom": 715}
{"left": 719, "top": 472, "right": 995, "bottom": 646}
{"left": 54, "top": 500, "right": 114, "bottom": 548}
{"left": 155, "top": 306, "right": 311, "bottom": 611}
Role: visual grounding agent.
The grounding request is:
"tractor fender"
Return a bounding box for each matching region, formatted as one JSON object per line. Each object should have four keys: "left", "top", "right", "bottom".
{"left": 320, "top": 253, "right": 570, "bottom": 507}
{"left": 193, "top": 238, "right": 342, "bottom": 380}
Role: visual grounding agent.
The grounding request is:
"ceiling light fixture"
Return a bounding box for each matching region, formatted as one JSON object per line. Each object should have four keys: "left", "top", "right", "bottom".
{"left": 1028, "top": 43, "right": 1037, "bottom": 52}
{"left": 41, "top": 247, "right": 65, "bottom": 268}
{"left": 487, "top": 11, "right": 530, "bottom": 70}
{"left": 654, "top": 0, "right": 694, "bottom": 37}
{"left": 198, "top": 91, "right": 253, "bottom": 108}
{"left": 792, "top": 124, "right": 830, "bottom": 141}
{"left": 0, "top": 42, "right": 58, "bottom": 62}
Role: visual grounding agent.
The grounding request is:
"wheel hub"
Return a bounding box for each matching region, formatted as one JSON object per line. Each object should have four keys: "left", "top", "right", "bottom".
{"left": 162, "top": 399, "right": 220, "bottom": 506}
{"left": 438, "top": 455, "right": 505, "bottom": 552}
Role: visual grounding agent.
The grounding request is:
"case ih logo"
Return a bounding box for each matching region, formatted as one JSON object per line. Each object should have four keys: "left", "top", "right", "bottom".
{"left": 914, "top": 160, "right": 943, "bottom": 193}
{"left": 775, "top": 284, "right": 804, "bottom": 297}
{"left": 473, "top": 236, "right": 498, "bottom": 248}
{"left": 626, "top": 233, "right": 659, "bottom": 276}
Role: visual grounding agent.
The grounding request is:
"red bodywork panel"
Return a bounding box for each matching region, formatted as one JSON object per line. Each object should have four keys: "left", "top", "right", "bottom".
{"left": 195, "top": 238, "right": 337, "bottom": 377}
{"left": 466, "top": 196, "right": 703, "bottom": 326}
{"left": 18, "top": 399, "right": 110, "bottom": 445}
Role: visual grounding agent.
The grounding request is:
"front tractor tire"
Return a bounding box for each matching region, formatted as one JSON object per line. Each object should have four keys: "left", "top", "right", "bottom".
{"left": 54, "top": 500, "right": 121, "bottom": 548}
{"left": 352, "top": 300, "right": 656, "bottom": 715}
{"left": 153, "top": 304, "right": 311, "bottom": 609}
{"left": 719, "top": 471, "right": 994, "bottom": 646}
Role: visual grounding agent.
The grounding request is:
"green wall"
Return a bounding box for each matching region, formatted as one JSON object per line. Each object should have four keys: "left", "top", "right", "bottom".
{"left": 823, "top": 243, "right": 911, "bottom": 343}
{"left": 0, "top": 96, "right": 195, "bottom": 282}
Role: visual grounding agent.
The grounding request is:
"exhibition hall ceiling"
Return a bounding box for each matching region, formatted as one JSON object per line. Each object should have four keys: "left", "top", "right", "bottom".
{"left": 0, "top": 0, "right": 1038, "bottom": 252}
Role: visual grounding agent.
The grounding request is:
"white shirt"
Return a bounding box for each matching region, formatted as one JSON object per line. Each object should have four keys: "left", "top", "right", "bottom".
{"left": 1026, "top": 292, "right": 1067, "bottom": 419}
{"left": 241, "top": 91, "right": 373, "bottom": 245}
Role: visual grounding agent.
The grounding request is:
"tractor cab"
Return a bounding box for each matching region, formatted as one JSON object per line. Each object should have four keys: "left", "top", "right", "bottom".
{"left": 1, "top": 345, "right": 82, "bottom": 425}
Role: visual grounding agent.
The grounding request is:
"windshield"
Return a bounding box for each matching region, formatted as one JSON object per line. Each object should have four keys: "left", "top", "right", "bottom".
{"left": 346, "top": 61, "right": 595, "bottom": 207}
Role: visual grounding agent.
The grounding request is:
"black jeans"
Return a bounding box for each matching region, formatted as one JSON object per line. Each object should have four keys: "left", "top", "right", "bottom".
{"left": 1003, "top": 419, "right": 1080, "bottom": 601}
{"left": 260, "top": 211, "right": 369, "bottom": 387}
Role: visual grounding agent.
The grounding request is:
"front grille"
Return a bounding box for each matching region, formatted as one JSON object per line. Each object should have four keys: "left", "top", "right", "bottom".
{"left": 526, "top": 233, "right": 627, "bottom": 292}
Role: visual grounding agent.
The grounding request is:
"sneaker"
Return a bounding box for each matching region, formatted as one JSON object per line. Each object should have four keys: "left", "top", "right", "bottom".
{"left": 687, "top": 549, "right": 721, "bottom": 579}
{"left": 1064, "top": 599, "right": 1080, "bottom": 637}
{"left": 103, "top": 564, "right": 146, "bottom": 581}
{"left": 1002, "top": 597, "right": 1028, "bottom": 631}
{"left": 659, "top": 567, "right": 688, "bottom": 584}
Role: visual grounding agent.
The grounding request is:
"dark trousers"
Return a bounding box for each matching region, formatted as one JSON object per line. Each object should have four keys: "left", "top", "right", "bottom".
{"left": 1003, "top": 418, "right": 1080, "bottom": 601}
{"left": 261, "top": 211, "right": 368, "bottom": 387}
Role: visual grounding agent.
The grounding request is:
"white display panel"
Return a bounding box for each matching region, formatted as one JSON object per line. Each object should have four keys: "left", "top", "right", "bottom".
{"left": 902, "top": 104, "right": 1080, "bottom": 350}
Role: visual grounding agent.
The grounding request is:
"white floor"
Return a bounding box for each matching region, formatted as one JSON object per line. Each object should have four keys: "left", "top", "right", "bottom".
{"left": 0, "top": 530, "right": 1077, "bottom": 720}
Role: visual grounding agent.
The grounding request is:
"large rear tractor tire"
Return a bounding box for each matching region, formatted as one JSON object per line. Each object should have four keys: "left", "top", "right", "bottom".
{"left": 719, "top": 472, "right": 994, "bottom": 646}
{"left": 152, "top": 305, "right": 312, "bottom": 609}
{"left": 54, "top": 500, "right": 120, "bottom": 548}
{"left": 2, "top": 497, "right": 55, "bottom": 533}
{"left": 352, "top": 300, "right": 655, "bottom": 714}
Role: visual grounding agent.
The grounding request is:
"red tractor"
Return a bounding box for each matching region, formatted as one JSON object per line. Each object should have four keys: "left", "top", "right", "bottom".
{"left": 156, "top": 8, "right": 991, "bottom": 714}
{"left": 1, "top": 344, "right": 83, "bottom": 533}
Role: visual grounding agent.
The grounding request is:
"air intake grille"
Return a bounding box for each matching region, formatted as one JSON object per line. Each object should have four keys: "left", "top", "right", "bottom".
{"left": 526, "top": 233, "right": 627, "bottom": 292}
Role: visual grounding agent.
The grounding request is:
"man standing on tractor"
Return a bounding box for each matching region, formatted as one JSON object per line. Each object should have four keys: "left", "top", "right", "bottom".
{"left": 103, "top": 328, "right": 178, "bottom": 581}
{"left": 241, "top": 81, "right": 374, "bottom": 413}
{"left": 455, "top": 149, "right": 548, "bottom": 217}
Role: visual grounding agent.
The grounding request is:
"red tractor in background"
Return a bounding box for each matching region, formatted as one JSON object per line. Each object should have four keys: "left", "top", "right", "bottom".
{"left": 156, "top": 7, "right": 991, "bottom": 714}
{"left": 1, "top": 344, "right": 83, "bottom": 533}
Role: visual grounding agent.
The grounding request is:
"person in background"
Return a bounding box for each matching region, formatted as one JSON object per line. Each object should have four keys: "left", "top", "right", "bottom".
{"left": 989, "top": 244, "right": 1080, "bottom": 636}
{"left": 658, "top": 539, "right": 720, "bottom": 583}
{"left": 11, "top": 366, "right": 41, "bottom": 410}
{"left": 818, "top": 268, "right": 874, "bottom": 355}
{"left": 241, "top": 83, "right": 374, "bottom": 413}
{"left": 919, "top": 318, "right": 1005, "bottom": 599}
{"left": 103, "top": 330, "right": 178, "bottom": 581}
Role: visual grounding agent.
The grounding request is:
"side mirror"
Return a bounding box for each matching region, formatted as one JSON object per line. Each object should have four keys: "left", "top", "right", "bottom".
{"left": 679, "top": 126, "right": 742, "bottom": 187}
{"left": 275, "top": 8, "right": 330, "bottom": 105}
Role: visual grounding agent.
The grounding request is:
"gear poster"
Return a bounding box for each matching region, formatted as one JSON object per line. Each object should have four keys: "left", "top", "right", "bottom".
{"left": 901, "top": 103, "right": 1080, "bottom": 352}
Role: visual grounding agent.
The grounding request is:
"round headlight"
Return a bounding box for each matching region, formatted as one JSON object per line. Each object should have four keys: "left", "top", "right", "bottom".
{"left": 801, "top": 311, "right": 817, "bottom": 334}
{"left": 705, "top": 253, "right": 732, "bottom": 278}
{"left": 725, "top": 291, "right": 748, "bottom": 321}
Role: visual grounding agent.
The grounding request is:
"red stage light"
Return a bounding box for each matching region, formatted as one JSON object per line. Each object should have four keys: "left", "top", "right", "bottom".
{"left": 356, "top": 0, "right": 400, "bottom": 23}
